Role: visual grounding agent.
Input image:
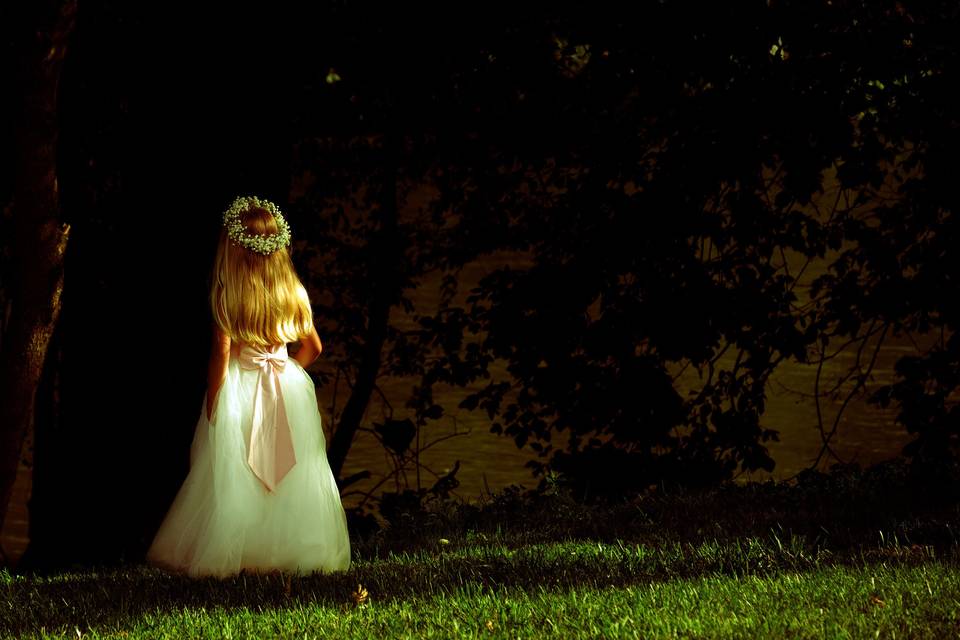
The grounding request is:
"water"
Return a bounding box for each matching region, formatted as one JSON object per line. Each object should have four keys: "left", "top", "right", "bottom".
{"left": 330, "top": 253, "right": 544, "bottom": 510}
{"left": 331, "top": 242, "right": 933, "bottom": 510}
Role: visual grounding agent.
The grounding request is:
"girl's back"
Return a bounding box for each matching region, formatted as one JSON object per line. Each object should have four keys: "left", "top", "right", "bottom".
{"left": 146, "top": 196, "right": 350, "bottom": 578}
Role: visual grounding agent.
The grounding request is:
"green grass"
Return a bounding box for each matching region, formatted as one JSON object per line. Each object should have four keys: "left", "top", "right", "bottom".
{"left": 3, "top": 533, "right": 959, "bottom": 638}
{"left": 6, "top": 461, "right": 960, "bottom": 638}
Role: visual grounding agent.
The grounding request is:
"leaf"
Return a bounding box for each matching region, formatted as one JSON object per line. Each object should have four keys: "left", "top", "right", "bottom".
{"left": 458, "top": 394, "right": 480, "bottom": 410}
{"left": 373, "top": 419, "right": 417, "bottom": 456}
{"left": 351, "top": 583, "right": 369, "bottom": 605}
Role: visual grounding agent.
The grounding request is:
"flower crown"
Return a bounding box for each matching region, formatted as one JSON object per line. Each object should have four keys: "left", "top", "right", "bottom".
{"left": 222, "top": 195, "right": 292, "bottom": 255}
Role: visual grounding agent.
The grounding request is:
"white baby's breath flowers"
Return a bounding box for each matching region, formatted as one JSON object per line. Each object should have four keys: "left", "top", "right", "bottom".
{"left": 222, "top": 195, "right": 292, "bottom": 255}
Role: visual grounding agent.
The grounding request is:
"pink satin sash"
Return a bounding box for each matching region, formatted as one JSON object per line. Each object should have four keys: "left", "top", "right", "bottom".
{"left": 238, "top": 343, "right": 297, "bottom": 493}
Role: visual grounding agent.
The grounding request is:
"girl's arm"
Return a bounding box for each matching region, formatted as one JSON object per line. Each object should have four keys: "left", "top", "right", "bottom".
{"left": 207, "top": 323, "right": 231, "bottom": 421}
{"left": 293, "top": 325, "right": 323, "bottom": 368}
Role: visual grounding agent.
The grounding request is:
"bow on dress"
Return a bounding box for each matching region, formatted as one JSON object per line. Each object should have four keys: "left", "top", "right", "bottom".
{"left": 238, "top": 343, "right": 297, "bottom": 493}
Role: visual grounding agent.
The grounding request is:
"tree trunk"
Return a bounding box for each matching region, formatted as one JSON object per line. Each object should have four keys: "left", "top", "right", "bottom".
{"left": 0, "top": 0, "right": 75, "bottom": 542}
{"left": 327, "top": 131, "right": 400, "bottom": 481}
{"left": 327, "top": 282, "right": 392, "bottom": 482}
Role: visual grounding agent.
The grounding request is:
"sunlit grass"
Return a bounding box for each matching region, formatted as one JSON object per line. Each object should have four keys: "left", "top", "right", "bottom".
{"left": 6, "top": 463, "right": 960, "bottom": 638}
{"left": 3, "top": 533, "right": 959, "bottom": 638}
{"left": 84, "top": 563, "right": 960, "bottom": 639}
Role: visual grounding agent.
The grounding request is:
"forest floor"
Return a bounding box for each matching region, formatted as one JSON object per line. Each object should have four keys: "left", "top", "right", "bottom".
{"left": 3, "top": 457, "right": 960, "bottom": 638}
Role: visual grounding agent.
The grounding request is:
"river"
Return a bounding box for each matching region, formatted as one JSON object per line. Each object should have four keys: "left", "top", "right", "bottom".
{"left": 331, "top": 245, "right": 929, "bottom": 512}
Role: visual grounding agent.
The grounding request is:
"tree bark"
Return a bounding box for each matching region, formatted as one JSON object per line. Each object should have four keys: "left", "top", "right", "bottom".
{"left": 0, "top": 0, "right": 75, "bottom": 542}
{"left": 327, "top": 281, "right": 392, "bottom": 482}
{"left": 327, "top": 131, "right": 400, "bottom": 481}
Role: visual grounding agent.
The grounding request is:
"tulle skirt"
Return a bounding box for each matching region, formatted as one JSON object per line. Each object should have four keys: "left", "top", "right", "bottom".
{"left": 146, "top": 349, "right": 351, "bottom": 578}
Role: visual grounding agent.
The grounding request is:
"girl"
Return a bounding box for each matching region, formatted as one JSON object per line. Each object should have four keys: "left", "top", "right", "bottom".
{"left": 146, "top": 195, "right": 351, "bottom": 578}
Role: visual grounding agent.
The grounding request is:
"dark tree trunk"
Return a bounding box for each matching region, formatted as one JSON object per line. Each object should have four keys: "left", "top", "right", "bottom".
{"left": 327, "top": 131, "right": 400, "bottom": 482}
{"left": 0, "top": 0, "right": 75, "bottom": 543}
{"left": 327, "top": 282, "right": 392, "bottom": 482}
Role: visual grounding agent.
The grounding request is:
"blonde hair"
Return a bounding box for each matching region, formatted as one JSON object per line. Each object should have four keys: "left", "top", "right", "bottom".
{"left": 210, "top": 204, "right": 314, "bottom": 347}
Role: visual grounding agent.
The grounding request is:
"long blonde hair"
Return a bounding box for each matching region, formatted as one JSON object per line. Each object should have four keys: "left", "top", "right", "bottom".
{"left": 210, "top": 203, "right": 314, "bottom": 347}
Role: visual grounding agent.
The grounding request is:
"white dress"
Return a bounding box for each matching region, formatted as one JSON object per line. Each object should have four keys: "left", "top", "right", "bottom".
{"left": 146, "top": 341, "right": 351, "bottom": 578}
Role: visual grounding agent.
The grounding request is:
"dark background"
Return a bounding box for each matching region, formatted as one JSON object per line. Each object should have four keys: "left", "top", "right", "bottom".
{"left": 3, "top": 1, "right": 959, "bottom": 570}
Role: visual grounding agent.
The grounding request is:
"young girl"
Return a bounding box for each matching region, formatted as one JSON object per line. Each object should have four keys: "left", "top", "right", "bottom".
{"left": 146, "top": 195, "right": 351, "bottom": 578}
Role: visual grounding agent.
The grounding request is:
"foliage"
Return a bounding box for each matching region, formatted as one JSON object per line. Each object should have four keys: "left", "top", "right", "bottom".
{"left": 347, "top": 457, "right": 960, "bottom": 560}
{"left": 268, "top": 0, "right": 960, "bottom": 503}
{"left": 379, "top": 1, "right": 960, "bottom": 493}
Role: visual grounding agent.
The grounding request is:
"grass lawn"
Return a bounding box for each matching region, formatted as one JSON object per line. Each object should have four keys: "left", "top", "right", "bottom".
{"left": 5, "top": 464, "right": 960, "bottom": 638}
{"left": 3, "top": 534, "right": 959, "bottom": 638}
